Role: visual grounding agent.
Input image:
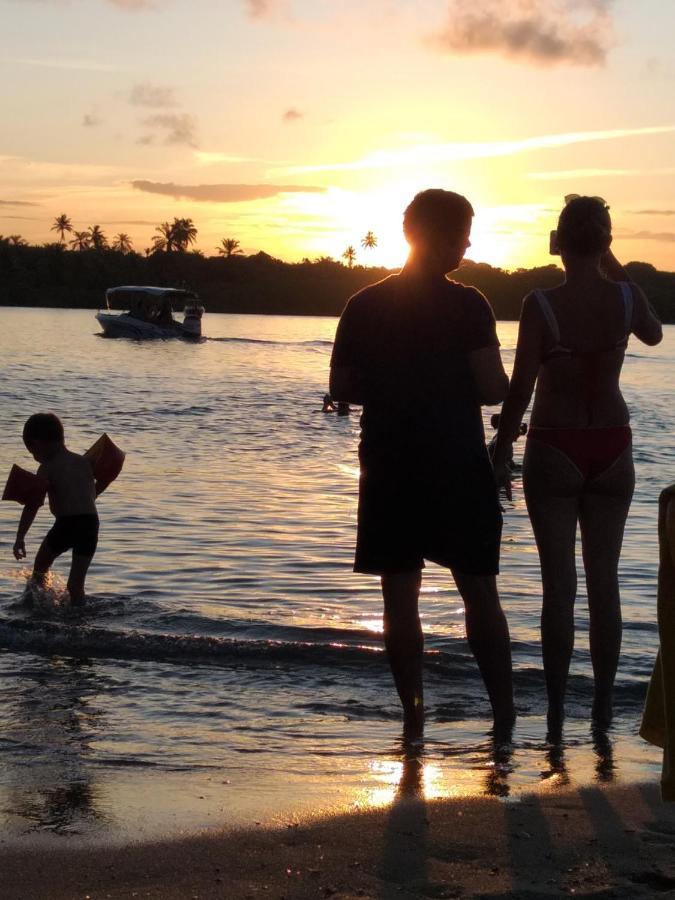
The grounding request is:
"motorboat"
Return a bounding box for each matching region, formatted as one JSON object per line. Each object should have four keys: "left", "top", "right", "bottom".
{"left": 96, "top": 286, "right": 205, "bottom": 340}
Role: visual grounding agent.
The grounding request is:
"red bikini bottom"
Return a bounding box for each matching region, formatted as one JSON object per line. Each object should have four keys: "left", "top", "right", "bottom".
{"left": 527, "top": 426, "right": 632, "bottom": 479}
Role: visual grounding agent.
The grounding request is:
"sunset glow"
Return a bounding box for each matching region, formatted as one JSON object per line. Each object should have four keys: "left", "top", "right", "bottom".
{"left": 1, "top": 1, "right": 674, "bottom": 271}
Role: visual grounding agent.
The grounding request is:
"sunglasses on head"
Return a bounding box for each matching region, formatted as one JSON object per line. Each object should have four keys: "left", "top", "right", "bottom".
{"left": 564, "top": 193, "right": 610, "bottom": 209}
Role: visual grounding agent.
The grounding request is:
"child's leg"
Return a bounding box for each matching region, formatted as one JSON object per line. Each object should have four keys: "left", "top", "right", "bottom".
{"left": 68, "top": 553, "right": 94, "bottom": 605}
{"left": 32, "top": 538, "right": 59, "bottom": 586}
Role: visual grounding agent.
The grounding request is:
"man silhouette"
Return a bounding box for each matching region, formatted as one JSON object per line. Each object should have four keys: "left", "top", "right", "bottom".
{"left": 330, "top": 189, "right": 515, "bottom": 741}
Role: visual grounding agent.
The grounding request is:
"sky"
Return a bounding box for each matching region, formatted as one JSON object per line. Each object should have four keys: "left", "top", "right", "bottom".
{"left": 1, "top": 0, "right": 675, "bottom": 270}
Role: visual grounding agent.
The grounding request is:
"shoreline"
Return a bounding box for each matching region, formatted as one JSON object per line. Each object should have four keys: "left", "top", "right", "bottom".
{"left": 2, "top": 780, "right": 674, "bottom": 899}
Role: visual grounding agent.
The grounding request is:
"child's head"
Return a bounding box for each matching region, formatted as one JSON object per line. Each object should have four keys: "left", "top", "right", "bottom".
{"left": 23, "top": 413, "right": 65, "bottom": 461}
{"left": 490, "top": 413, "right": 501, "bottom": 431}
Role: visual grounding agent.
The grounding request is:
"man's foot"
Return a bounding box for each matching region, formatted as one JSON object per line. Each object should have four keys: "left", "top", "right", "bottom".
{"left": 402, "top": 705, "right": 424, "bottom": 744}
{"left": 492, "top": 709, "right": 516, "bottom": 746}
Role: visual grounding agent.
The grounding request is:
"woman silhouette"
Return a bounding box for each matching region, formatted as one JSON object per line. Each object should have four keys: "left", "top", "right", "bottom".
{"left": 492, "top": 196, "right": 662, "bottom": 740}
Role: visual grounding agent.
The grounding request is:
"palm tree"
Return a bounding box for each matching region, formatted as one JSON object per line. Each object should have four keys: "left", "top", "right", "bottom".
{"left": 88, "top": 225, "right": 108, "bottom": 250}
{"left": 216, "top": 238, "right": 242, "bottom": 258}
{"left": 8, "top": 234, "right": 27, "bottom": 246}
{"left": 112, "top": 233, "right": 133, "bottom": 254}
{"left": 51, "top": 214, "right": 73, "bottom": 243}
{"left": 342, "top": 245, "right": 357, "bottom": 268}
{"left": 172, "top": 217, "right": 198, "bottom": 252}
{"left": 152, "top": 222, "right": 174, "bottom": 253}
{"left": 70, "top": 230, "right": 91, "bottom": 251}
{"left": 361, "top": 231, "right": 377, "bottom": 251}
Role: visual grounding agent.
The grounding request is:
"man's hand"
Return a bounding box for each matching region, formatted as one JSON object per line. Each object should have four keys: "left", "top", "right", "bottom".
{"left": 492, "top": 460, "right": 513, "bottom": 503}
{"left": 13, "top": 538, "right": 26, "bottom": 560}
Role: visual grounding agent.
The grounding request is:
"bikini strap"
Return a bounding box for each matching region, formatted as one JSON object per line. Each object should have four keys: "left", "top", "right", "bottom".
{"left": 620, "top": 282, "right": 634, "bottom": 335}
{"left": 533, "top": 290, "right": 561, "bottom": 343}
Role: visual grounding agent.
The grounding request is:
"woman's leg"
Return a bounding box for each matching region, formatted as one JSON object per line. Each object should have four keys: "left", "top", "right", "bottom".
{"left": 381, "top": 570, "right": 424, "bottom": 738}
{"left": 579, "top": 446, "right": 635, "bottom": 730}
{"left": 523, "top": 440, "right": 584, "bottom": 740}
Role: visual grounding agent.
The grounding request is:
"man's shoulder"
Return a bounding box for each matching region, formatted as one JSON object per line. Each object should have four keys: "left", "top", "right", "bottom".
{"left": 444, "top": 279, "right": 489, "bottom": 303}
{"left": 346, "top": 274, "right": 398, "bottom": 309}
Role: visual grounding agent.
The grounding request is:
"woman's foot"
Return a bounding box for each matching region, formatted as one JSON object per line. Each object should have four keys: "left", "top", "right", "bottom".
{"left": 546, "top": 703, "right": 564, "bottom": 744}
{"left": 592, "top": 694, "right": 613, "bottom": 732}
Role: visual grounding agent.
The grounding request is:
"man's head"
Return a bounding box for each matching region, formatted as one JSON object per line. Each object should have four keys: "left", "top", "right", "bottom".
{"left": 23, "top": 413, "right": 65, "bottom": 462}
{"left": 403, "top": 189, "right": 474, "bottom": 274}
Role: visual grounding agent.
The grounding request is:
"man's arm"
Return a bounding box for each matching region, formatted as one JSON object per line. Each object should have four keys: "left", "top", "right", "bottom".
{"left": 467, "top": 345, "right": 509, "bottom": 406}
{"left": 329, "top": 365, "right": 365, "bottom": 405}
{"left": 329, "top": 296, "right": 366, "bottom": 404}
{"left": 14, "top": 504, "right": 40, "bottom": 559}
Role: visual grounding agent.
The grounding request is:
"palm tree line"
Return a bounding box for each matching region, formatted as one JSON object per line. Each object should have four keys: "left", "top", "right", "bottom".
{"left": 342, "top": 231, "right": 378, "bottom": 268}
{"left": 6, "top": 215, "right": 379, "bottom": 267}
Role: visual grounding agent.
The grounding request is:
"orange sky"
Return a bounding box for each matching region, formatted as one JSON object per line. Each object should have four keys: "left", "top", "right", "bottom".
{"left": 1, "top": 0, "right": 674, "bottom": 271}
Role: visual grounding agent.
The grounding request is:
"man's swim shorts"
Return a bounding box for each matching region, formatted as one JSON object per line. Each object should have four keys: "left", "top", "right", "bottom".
{"left": 354, "top": 456, "right": 502, "bottom": 576}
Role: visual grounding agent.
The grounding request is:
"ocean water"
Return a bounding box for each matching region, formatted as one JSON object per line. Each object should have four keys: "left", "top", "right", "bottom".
{"left": 0, "top": 307, "right": 672, "bottom": 845}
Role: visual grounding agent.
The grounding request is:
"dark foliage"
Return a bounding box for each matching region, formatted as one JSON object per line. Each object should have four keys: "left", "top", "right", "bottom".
{"left": 0, "top": 242, "right": 673, "bottom": 322}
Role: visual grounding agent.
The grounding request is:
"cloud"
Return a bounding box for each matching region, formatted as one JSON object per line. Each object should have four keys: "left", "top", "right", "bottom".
{"left": 132, "top": 180, "right": 325, "bottom": 202}
{"left": 129, "top": 83, "right": 178, "bottom": 108}
{"left": 108, "top": 0, "right": 156, "bottom": 7}
{"left": 629, "top": 231, "right": 675, "bottom": 243}
{"left": 430, "top": 0, "right": 615, "bottom": 67}
{"left": 245, "top": 0, "right": 275, "bottom": 17}
{"left": 277, "top": 125, "right": 675, "bottom": 175}
{"left": 15, "top": 0, "right": 157, "bottom": 10}
{"left": 529, "top": 165, "right": 675, "bottom": 180}
{"left": 140, "top": 114, "right": 197, "bottom": 147}
{"left": 633, "top": 209, "right": 675, "bottom": 216}
{"left": 82, "top": 113, "right": 102, "bottom": 127}
{"left": 0, "top": 199, "right": 41, "bottom": 207}
{"left": 10, "top": 56, "right": 119, "bottom": 72}
{"left": 282, "top": 108, "right": 303, "bottom": 123}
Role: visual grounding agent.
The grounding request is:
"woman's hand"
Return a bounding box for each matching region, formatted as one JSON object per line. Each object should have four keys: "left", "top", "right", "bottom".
{"left": 492, "top": 459, "right": 513, "bottom": 502}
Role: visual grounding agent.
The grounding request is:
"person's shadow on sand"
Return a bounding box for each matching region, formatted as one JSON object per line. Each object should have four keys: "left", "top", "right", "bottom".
{"left": 378, "top": 742, "right": 429, "bottom": 895}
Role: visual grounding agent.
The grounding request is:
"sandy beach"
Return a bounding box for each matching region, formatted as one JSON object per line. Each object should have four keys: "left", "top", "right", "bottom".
{"left": 2, "top": 779, "right": 674, "bottom": 899}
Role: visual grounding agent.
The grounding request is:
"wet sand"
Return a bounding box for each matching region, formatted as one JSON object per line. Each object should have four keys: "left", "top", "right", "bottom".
{"left": 2, "top": 780, "right": 674, "bottom": 899}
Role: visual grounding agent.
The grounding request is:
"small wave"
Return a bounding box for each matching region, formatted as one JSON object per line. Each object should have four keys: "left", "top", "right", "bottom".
{"left": 207, "top": 336, "right": 333, "bottom": 349}
{"left": 0, "top": 615, "right": 389, "bottom": 669}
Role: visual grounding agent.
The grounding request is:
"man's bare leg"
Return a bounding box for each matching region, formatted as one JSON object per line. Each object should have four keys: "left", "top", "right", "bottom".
{"left": 452, "top": 571, "right": 515, "bottom": 743}
{"left": 67, "top": 553, "right": 94, "bottom": 606}
{"left": 381, "top": 570, "right": 424, "bottom": 739}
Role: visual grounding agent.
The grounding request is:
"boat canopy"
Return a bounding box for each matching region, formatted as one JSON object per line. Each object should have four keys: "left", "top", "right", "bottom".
{"left": 104, "top": 286, "right": 198, "bottom": 310}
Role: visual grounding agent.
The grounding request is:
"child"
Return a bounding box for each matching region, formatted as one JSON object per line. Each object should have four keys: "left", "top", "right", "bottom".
{"left": 13, "top": 413, "right": 101, "bottom": 606}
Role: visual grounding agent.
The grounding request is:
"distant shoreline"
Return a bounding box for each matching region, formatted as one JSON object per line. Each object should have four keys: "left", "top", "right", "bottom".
{"left": 1, "top": 245, "right": 673, "bottom": 322}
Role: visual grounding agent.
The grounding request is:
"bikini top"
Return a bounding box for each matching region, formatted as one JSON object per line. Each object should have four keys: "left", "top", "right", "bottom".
{"left": 534, "top": 282, "right": 633, "bottom": 362}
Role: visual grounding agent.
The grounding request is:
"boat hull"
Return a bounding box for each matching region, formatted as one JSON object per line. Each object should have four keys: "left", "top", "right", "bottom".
{"left": 96, "top": 313, "right": 201, "bottom": 341}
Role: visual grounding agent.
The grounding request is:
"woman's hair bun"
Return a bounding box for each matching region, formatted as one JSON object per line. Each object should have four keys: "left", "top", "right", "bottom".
{"left": 557, "top": 196, "right": 612, "bottom": 256}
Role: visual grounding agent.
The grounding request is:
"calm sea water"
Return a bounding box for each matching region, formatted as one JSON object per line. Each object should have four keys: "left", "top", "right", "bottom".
{"left": 0, "top": 307, "right": 672, "bottom": 844}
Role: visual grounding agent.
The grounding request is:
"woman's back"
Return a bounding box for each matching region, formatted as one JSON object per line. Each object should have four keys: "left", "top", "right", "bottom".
{"left": 530, "top": 278, "right": 632, "bottom": 428}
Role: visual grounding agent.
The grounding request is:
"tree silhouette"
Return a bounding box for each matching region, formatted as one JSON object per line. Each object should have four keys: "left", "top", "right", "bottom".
{"left": 51, "top": 214, "right": 73, "bottom": 243}
{"left": 151, "top": 218, "right": 198, "bottom": 253}
{"left": 112, "top": 233, "right": 133, "bottom": 254}
{"left": 216, "top": 238, "right": 242, "bottom": 257}
{"left": 70, "top": 230, "right": 91, "bottom": 251}
{"left": 8, "top": 234, "right": 27, "bottom": 246}
{"left": 361, "top": 231, "right": 377, "bottom": 250}
{"left": 152, "top": 222, "right": 174, "bottom": 253}
{"left": 342, "top": 245, "right": 357, "bottom": 268}
{"left": 88, "top": 225, "right": 108, "bottom": 250}
{"left": 172, "top": 217, "right": 198, "bottom": 252}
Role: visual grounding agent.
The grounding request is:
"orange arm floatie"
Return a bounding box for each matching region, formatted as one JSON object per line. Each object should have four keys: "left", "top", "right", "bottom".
{"left": 2, "top": 464, "right": 48, "bottom": 507}
{"left": 84, "top": 433, "right": 126, "bottom": 493}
